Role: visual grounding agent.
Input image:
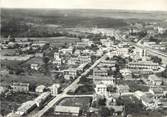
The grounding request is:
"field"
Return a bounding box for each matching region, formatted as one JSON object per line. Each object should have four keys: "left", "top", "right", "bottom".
{"left": 57, "top": 97, "right": 92, "bottom": 112}
{"left": 0, "top": 73, "right": 53, "bottom": 87}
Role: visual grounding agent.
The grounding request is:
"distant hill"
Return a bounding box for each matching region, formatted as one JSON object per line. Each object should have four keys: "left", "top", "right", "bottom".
{"left": 1, "top": 9, "right": 167, "bottom": 37}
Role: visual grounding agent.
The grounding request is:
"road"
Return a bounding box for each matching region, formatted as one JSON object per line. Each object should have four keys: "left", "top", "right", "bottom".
{"left": 130, "top": 42, "right": 167, "bottom": 64}
{"left": 114, "top": 32, "right": 167, "bottom": 64}
{"left": 33, "top": 54, "right": 107, "bottom": 117}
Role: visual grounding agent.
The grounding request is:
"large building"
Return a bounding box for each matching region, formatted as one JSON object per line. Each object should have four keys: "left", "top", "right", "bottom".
{"left": 54, "top": 106, "right": 81, "bottom": 116}
{"left": 127, "top": 61, "right": 159, "bottom": 70}
{"left": 11, "top": 82, "right": 29, "bottom": 93}
{"left": 16, "top": 101, "right": 36, "bottom": 116}
{"left": 93, "top": 76, "right": 115, "bottom": 85}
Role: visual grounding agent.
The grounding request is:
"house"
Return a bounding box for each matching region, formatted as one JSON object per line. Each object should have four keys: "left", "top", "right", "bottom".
{"left": 31, "top": 63, "right": 40, "bottom": 70}
{"left": 64, "top": 68, "right": 78, "bottom": 80}
{"left": 116, "top": 85, "right": 129, "bottom": 94}
{"left": 111, "top": 47, "right": 129, "bottom": 57}
{"left": 76, "top": 38, "right": 93, "bottom": 48}
{"left": 157, "top": 98, "right": 167, "bottom": 108}
{"left": 93, "top": 68, "right": 108, "bottom": 77}
{"left": 32, "top": 41, "right": 46, "bottom": 48}
{"left": 132, "top": 48, "right": 146, "bottom": 59}
{"left": 68, "top": 57, "right": 79, "bottom": 65}
{"left": 149, "top": 87, "right": 164, "bottom": 98}
{"left": 140, "top": 93, "right": 155, "bottom": 109}
{"left": 134, "top": 91, "right": 145, "bottom": 100}
{"left": 78, "top": 55, "right": 91, "bottom": 64}
{"left": 52, "top": 57, "right": 62, "bottom": 65}
{"left": 49, "top": 84, "right": 60, "bottom": 96}
{"left": 0, "top": 86, "right": 7, "bottom": 95}
{"left": 35, "top": 53, "right": 43, "bottom": 57}
{"left": 74, "top": 49, "right": 81, "bottom": 56}
{"left": 76, "top": 63, "right": 88, "bottom": 72}
{"left": 148, "top": 75, "right": 162, "bottom": 86}
{"left": 11, "top": 82, "right": 29, "bottom": 93}
{"left": 54, "top": 106, "right": 81, "bottom": 116}
{"left": 98, "top": 60, "right": 116, "bottom": 68}
{"left": 54, "top": 52, "right": 59, "bottom": 59}
{"left": 53, "top": 52, "right": 62, "bottom": 65}
{"left": 82, "top": 49, "right": 95, "bottom": 55}
{"left": 143, "top": 41, "right": 156, "bottom": 47}
{"left": 16, "top": 101, "right": 36, "bottom": 116}
{"left": 95, "top": 83, "right": 108, "bottom": 96}
{"left": 27, "top": 57, "right": 44, "bottom": 70}
{"left": 35, "top": 85, "right": 46, "bottom": 93}
{"left": 76, "top": 41, "right": 90, "bottom": 48}
{"left": 100, "top": 39, "right": 113, "bottom": 47}
{"left": 120, "top": 68, "right": 132, "bottom": 79}
{"left": 93, "top": 76, "right": 115, "bottom": 85}
{"left": 59, "top": 48, "right": 73, "bottom": 54}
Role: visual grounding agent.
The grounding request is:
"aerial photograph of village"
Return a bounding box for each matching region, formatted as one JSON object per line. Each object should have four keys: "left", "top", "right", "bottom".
{"left": 0, "top": 0, "right": 167, "bottom": 117}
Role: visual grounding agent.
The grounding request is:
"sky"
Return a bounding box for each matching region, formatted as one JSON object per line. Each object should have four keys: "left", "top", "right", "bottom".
{"left": 1, "top": 0, "right": 167, "bottom": 11}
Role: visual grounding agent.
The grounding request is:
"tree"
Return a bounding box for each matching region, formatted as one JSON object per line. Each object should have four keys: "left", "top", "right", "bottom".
{"left": 98, "top": 98, "right": 106, "bottom": 106}
{"left": 99, "top": 107, "right": 111, "bottom": 117}
{"left": 157, "top": 66, "right": 167, "bottom": 78}
{"left": 42, "top": 56, "right": 50, "bottom": 75}
{"left": 107, "top": 85, "right": 116, "bottom": 92}
{"left": 151, "top": 56, "right": 162, "bottom": 64}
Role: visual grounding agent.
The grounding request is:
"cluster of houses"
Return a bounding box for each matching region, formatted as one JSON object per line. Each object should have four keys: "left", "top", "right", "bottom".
{"left": 1, "top": 28, "right": 167, "bottom": 117}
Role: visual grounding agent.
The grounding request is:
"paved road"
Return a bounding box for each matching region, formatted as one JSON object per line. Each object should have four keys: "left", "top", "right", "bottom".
{"left": 33, "top": 54, "right": 107, "bottom": 117}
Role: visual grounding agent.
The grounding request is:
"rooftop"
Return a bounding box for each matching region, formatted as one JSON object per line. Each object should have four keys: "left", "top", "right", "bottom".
{"left": 54, "top": 105, "right": 80, "bottom": 114}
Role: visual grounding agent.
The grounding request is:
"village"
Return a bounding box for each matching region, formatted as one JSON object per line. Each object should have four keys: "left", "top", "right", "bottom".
{"left": 0, "top": 19, "right": 167, "bottom": 117}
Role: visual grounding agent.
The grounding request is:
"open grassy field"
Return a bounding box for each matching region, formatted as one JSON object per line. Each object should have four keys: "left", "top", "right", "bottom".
{"left": 57, "top": 97, "right": 92, "bottom": 112}
{"left": 0, "top": 73, "right": 53, "bottom": 86}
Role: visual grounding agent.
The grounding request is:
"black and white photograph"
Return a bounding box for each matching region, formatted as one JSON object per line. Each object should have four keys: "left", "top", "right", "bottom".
{"left": 1, "top": 0, "right": 167, "bottom": 117}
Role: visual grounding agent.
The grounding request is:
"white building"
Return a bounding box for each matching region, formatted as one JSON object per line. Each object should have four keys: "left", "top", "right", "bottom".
{"left": 35, "top": 85, "right": 46, "bottom": 93}
{"left": 148, "top": 75, "right": 162, "bottom": 86}
{"left": 31, "top": 64, "right": 40, "bottom": 70}
{"left": 49, "top": 84, "right": 60, "bottom": 96}
{"left": 110, "top": 48, "right": 129, "bottom": 57}
{"left": 54, "top": 105, "right": 81, "bottom": 116}
{"left": 127, "top": 61, "right": 159, "bottom": 70}
{"left": 53, "top": 52, "right": 62, "bottom": 65}
{"left": 16, "top": 101, "right": 36, "bottom": 116}
{"left": 95, "top": 83, "right": 108, "bottom": 96}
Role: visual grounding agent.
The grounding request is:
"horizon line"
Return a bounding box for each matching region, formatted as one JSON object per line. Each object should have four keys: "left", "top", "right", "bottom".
{"left": 1, "top": 7, "right": 167, "bottom": 12}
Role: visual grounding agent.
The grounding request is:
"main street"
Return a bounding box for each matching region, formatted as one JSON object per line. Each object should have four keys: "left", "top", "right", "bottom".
{"left": 33, "top": 53, "right": 107, "bottom": 117}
